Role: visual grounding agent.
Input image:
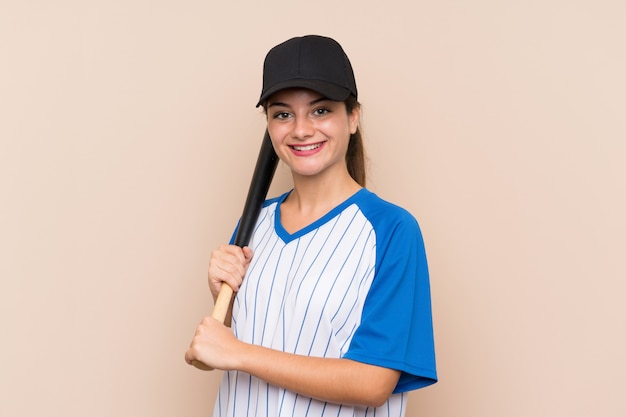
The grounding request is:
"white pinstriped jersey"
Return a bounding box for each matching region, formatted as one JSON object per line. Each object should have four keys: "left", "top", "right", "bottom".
{"left": 214, "top": 189, "right": 437, "bottom": 417}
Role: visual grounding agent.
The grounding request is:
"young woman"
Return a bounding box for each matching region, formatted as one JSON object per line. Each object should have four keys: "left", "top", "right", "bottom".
{"left": 186, "top": 35, "right": 437, "bottom": 417}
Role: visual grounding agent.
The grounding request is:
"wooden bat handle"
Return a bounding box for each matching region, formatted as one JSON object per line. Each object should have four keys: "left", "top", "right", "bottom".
{"left": 211, "top": 282, "right": 234, "bottom": 322}
{"left": 191, "top": 283, "right": 234, "bottom": 371}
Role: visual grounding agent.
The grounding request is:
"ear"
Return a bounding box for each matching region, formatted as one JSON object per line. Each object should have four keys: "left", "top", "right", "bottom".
{"left": 348, "top": 105, "right": 360, "bottom": 135}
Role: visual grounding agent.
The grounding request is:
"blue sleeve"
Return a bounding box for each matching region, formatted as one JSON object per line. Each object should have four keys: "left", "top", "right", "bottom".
{"left": 343, "top": 206, "right": 437, "bottom": 393}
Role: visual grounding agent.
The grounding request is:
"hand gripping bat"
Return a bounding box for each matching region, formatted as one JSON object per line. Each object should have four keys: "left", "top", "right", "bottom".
{"left": 192, "top": 130, "right": 278, "bottom": 370}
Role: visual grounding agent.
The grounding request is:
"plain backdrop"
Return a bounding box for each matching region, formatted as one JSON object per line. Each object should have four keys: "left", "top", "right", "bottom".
{"left": 1, "top": 1, "right": 625, "bottom": 416}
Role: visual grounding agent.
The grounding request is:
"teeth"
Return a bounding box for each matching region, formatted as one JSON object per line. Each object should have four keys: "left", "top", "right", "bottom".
{"left": 293, "top": 143, "right": 321, "bottom": 151}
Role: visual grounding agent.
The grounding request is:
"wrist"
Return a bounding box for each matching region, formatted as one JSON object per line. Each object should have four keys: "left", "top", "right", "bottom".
{"left": 228, "top": 339, "right": 252, "bottom": 371}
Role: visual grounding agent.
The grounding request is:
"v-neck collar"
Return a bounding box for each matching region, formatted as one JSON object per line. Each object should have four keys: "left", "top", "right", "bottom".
{"left": 274, "top": 188, "right": 367, "bottom": 243}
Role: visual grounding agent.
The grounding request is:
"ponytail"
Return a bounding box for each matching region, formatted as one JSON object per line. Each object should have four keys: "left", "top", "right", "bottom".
{"left": 344, "top": 96, "right": 367, "bottom": 187}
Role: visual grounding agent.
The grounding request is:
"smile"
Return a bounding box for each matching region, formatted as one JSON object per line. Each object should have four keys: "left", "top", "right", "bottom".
{"left": 291, "top": 143, "right": 323, "bottom": 151}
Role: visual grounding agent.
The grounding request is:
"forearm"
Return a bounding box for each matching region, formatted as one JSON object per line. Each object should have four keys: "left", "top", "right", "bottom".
{"left": 186, "top": 317, "right": 400, "bottom": 407}
{"left": 234, "top": 342, "right": 400, "bottom": 407}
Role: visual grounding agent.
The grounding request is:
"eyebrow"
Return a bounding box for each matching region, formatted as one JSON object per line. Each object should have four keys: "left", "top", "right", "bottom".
{"left": 267, "top": 97, "right": 331, "bottom": 109}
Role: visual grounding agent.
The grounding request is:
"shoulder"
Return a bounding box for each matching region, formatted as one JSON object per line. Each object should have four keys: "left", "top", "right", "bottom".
{"left": 353, "top": 189, "right": 420, "bottom": 231}
{"left": 352, "top": 189, "right": 426, "bottom": 260}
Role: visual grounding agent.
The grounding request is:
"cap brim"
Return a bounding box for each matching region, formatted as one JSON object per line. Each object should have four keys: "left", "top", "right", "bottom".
{"left": 256, "top": 79, "right": 351, "bottom": 107}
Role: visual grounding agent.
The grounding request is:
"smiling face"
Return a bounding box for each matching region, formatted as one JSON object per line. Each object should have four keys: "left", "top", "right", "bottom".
{"left": 266, "top": 88, "right": 360, "bottom": 184}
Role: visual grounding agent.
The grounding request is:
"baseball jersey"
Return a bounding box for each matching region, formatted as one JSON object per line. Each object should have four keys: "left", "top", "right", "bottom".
{"left": 213, "top": 188, "right": 437, "bottom": 417}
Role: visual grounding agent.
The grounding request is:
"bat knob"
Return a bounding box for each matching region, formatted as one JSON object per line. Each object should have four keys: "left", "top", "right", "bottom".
{"left": 191, "top": 360, "right": 214, "bottom": 371}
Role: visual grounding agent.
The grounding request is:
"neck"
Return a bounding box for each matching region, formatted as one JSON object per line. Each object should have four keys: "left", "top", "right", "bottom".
{"left": 287, "top": 172, "right": 362, "bottom": 214}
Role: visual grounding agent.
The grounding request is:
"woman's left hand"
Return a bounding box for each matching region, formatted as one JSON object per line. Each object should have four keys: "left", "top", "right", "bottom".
{"left": 185, "top": 316, "right": 243, "bottom": 370}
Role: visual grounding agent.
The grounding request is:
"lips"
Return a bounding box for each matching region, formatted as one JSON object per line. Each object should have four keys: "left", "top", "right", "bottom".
{"left": 290, "top": 142, "right": 323, "bottom": 152}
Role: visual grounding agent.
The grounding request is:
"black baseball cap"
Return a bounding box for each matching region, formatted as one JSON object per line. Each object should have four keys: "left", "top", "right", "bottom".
{"left": 256, "top": 35, "right": 358, "bottom": 107}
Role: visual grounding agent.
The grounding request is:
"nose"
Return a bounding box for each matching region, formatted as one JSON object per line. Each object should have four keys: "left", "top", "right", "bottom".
{"left": 292, "top": 115, "right": 314, "bottom": 141}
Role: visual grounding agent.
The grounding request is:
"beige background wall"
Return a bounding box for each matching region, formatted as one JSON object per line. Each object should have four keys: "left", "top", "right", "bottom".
{"left": 1, "top": 1, "right": 624, "bottom": 416}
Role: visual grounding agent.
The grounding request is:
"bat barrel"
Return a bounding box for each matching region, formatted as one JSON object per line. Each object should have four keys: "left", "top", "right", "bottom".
{"left": 233, "top": 130, "right": 278, "bottom": 247}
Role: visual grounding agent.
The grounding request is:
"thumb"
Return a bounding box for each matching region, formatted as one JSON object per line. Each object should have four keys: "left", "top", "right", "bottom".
{"left": 242, "top": 246, "right": 254, "bottom": 263}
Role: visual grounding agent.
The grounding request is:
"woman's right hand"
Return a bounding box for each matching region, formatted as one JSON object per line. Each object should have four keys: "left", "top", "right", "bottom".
{"left": 208, "top": 244, "right": 254, "bottom": 300}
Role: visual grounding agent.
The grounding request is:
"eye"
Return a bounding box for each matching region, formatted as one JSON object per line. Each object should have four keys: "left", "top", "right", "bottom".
{"left": 272, "top": 111, "right": 291, "bottom": 120}
{"left": 312, "top": 107, "right": 330, "bottom": 117}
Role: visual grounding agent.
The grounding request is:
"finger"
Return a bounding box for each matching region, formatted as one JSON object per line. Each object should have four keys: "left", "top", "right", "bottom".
{"left": 185, "top": 337, "right": 200, "bottom": 365}
{"left": 185, "top": 322, "right": 208, "bottom": 365}
{"left": 211, "top": 246, "right": 248, "bottom": 276}
{"left": 218, "top": 244, "right": 248, "bottom": 262}
{"left": 184, "top": 348, "right": 194, "bottom": 365}
{"left": 211, "top": 267, "right": 244, "bottom": 292}
{"left": 209, "top": 246, "right": 250, "bottom": 290}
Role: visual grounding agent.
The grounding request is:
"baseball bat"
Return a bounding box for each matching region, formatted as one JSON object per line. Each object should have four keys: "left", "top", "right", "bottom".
{"left": 192, "top": 130, "right": 278, "bottom": 371}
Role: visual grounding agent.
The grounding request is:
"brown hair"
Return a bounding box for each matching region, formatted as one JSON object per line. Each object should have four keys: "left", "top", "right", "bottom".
{"left": 344, "top": 95, "right": 367, "bottom": 187}
{"left": 262, "top": 95, "right": 367, "bottom": 187}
